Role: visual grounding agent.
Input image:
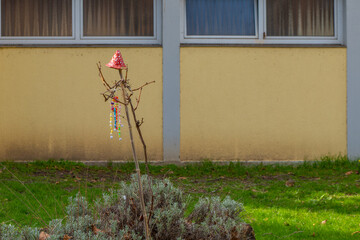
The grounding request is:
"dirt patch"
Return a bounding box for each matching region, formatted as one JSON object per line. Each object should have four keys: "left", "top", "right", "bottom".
{"left": 32, "top": 168, "right": 130, "bottom": 185}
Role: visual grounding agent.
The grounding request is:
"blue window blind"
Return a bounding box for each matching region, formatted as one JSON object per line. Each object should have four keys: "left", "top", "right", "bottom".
{"left": 186, "top": 0, "right": 256, "bottom": 36}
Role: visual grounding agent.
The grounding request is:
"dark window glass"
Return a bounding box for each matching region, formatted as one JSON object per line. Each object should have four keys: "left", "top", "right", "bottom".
{"left": 186, "top": 0, "right": 256, "bottom": 36}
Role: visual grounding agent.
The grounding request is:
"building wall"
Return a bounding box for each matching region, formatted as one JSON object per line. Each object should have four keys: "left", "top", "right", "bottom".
{"left": 0, "top": 47, "right": 348, "bottom": 161}
{"left": 180, "top": 47, "right": 347, "bottom": 161}
{"left": 0, "top": 47, "right": 163, "bottom": 161}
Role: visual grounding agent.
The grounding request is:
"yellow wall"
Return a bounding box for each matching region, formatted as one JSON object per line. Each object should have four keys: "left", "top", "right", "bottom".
{"left": 0, "top": 48, "right": 163, "bottom": 161}
{"left": 0, "top": 47, "right": 348, "bottom": 161}
{"left": 180, "top": 47, "right": 347, "bottom": 161}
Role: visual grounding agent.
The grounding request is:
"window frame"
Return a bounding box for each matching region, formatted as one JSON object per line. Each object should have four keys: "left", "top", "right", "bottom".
{"left": 181, "top": 0, "right": 344, "bottom": 45}
{"left": 0, "top": 0, "right": 162, "bottom": 45}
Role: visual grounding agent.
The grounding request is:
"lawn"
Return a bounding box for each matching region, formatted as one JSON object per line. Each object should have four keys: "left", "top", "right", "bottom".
{"left": 0, "top": 156, "right": 359, "bottom": 239}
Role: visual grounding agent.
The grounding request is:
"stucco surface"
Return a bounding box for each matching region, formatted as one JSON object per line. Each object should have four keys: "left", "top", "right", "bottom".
{"left": 0, "top": 48, "right": 163, "bottom": 161}
{"left": 180, "top": 47, "right": 347, "bottom": 160}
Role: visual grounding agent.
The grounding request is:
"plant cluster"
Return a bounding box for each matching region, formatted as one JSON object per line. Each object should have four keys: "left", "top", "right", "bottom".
{"left": 0, "top": 175, "right": 254, "bottom": 240}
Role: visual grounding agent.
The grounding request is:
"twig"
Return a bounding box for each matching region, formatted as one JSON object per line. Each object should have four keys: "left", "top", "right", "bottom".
{"left": 127, "top": 86, "right": 153, "bottom": 225}
{"left": 147, "top": 195, "right": 154, "bottom": 226}
{"left": 138, "top": 118, "right": 144, "bottom": 127}
{"left": 129, "top": 101, "right": 149, "bottom": 174}
{"left": 98, "top": 64, "right": 128, "bottom": 104}
{"left": 134, "top": 88, "right": 143, "bottom": 111}
{"left": 97, "top": 63, "right": 111, "bottom": 90}
{"left": 127, "top": 81, "right": 154, "bottom": 110}
{"left": 101, "top": 86, "right": 127, "bottom": 104}
{"left": 131, "top": 81, "right": 155, "bottom": 91}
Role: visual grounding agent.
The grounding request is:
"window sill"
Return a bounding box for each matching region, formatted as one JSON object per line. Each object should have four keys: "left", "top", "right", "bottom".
{"left": 180, "top": 43, "right": 346, "bottom": 48}
{"left": 0, "top": 44, "right": 162, "bottom": 48}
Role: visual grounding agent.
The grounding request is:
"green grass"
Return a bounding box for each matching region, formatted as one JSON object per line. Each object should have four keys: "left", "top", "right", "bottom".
{"left": 0, "top": 156, "right": 359, "bottom": 239}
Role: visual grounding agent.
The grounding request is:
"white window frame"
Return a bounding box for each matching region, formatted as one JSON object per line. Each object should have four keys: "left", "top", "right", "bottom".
{"left": 0, "top": 0, "right": 162, "bottom": 45}
{"left": 181, "top": 0, "right": 343, "bottom": 45}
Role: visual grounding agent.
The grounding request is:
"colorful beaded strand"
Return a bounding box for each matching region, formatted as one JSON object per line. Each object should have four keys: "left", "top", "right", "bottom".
{"left": 113, "top": 102, "right": 117, "bottom": 132}
{"left": 109, "top": 101, "right": 113, "bottom": 139}
{"left": 118, "top": 104, "right": 122, "bottom": 140}
{"left": 109, "top": 97, "right": 123, "bottom": 141}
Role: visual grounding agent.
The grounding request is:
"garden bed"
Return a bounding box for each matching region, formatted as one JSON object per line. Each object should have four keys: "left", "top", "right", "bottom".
{"left": 0, "top": 156, "right": 359, "bottom": 239}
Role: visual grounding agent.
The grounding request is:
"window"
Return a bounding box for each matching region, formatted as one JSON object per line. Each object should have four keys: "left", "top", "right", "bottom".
{"left": 181, "top": 0, "right": 343, "bottom": 44}
{"left": 266, "top": 0, "right": 334, "bottom": 37}
{"left": 0, "top": 0, "right": 161, "bottom": 44}
{"left": 186, "top": 0, "right": 256, "bottom": 36}
{"left": 1, "top": 0, "right": 72, "bottom": 37}
{"left": 83, "top": 0, "right": 153, "bottom": 37}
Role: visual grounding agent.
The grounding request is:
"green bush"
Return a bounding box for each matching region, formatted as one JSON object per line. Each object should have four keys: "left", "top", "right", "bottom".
{"left": 0, "top": 175, "right": 252, "bottom": 240}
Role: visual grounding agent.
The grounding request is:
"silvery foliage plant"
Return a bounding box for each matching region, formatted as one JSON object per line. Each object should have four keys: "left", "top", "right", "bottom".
{"left": 0, "top": 175, "right": 246, "bottom": 240}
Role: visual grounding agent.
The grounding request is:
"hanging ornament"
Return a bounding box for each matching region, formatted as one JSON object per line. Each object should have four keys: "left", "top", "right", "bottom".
{"left": 106, "top": 50, "right": 127, "bottom": 70}
{"left": 110, "top": 100, "right": 114, "bottom": 139}
{"left": 109, "top": 97, "right": 122, "bottom": 141}
{"left": 118, "top": 104, "right": 123, "bottom": 140}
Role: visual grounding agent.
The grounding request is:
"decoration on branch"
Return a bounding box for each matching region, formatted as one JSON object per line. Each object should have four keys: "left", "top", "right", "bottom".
{"left": 106, "top": 50, "right": 127, "bottom": 70}
{"left": 97, "top": 50, "right": 156, "bottom": 240}
{"left": 110, "top": 97, "right": 123, "bottom": 140}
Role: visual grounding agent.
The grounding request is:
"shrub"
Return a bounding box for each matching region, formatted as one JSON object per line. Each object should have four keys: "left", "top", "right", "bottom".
{"left": 184, "top": 196, "right": 244, "bottom": 239}
{"left": 0, "top": 224, "right": 40, "bottom": 240}
{"left": 0, "top": 175, "right": 254, "bottom": 240}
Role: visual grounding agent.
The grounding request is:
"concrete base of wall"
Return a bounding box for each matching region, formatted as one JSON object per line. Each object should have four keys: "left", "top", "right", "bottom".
{"left": 2, "top": 159, "right": 311, "bottom": 167}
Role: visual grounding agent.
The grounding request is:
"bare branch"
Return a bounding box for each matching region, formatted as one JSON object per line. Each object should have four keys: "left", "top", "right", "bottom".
{"left": 97, "top": 63, "right": 153, "bottom": 239}
{"left": 96, "top": 62, "right": 111, "bottom": 90}
{"left": 125, "top": 68, "right": 128, "bottom": 81}
{"left": 147, "top": 195, "right": 154, "bottom": 226}
{"left": 118, "top": 70, "right": 151, "bottom": 240}
{"left": 126, "top": 81, "right": 155, "bottom": 111}
{"left": 131, "top": 81, "right": 155, "bottom": 91}
{"left": 134, "top": 88, "right": 143, "bottom": 111}
{"left": 100, "top": 92, "right": 127, "bottom": 105}
{"left": 101, "top": 91, "right": 115, "bottom": 102}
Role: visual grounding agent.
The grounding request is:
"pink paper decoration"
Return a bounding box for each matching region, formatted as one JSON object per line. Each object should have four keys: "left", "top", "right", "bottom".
{"left": 106, "top": 50, "right": 127, "bottom": 70}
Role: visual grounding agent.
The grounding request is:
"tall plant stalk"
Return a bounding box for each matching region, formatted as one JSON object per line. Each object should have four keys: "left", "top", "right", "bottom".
{"left": 118, "top": 70, "right": 151, "bottom": 240}
{"left": 97, "top": 52, "right": 155, "bottom": 239}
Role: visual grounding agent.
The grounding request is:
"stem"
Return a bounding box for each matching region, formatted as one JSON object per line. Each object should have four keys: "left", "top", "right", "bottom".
{"left": 129, "top": 100, "right": 150, "bottom": 175}
{"left": 128, "top": 99, "right": 154, "bottom": 211}
{"left": 119, "top": 70, "right": 151, "bottom": 240}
